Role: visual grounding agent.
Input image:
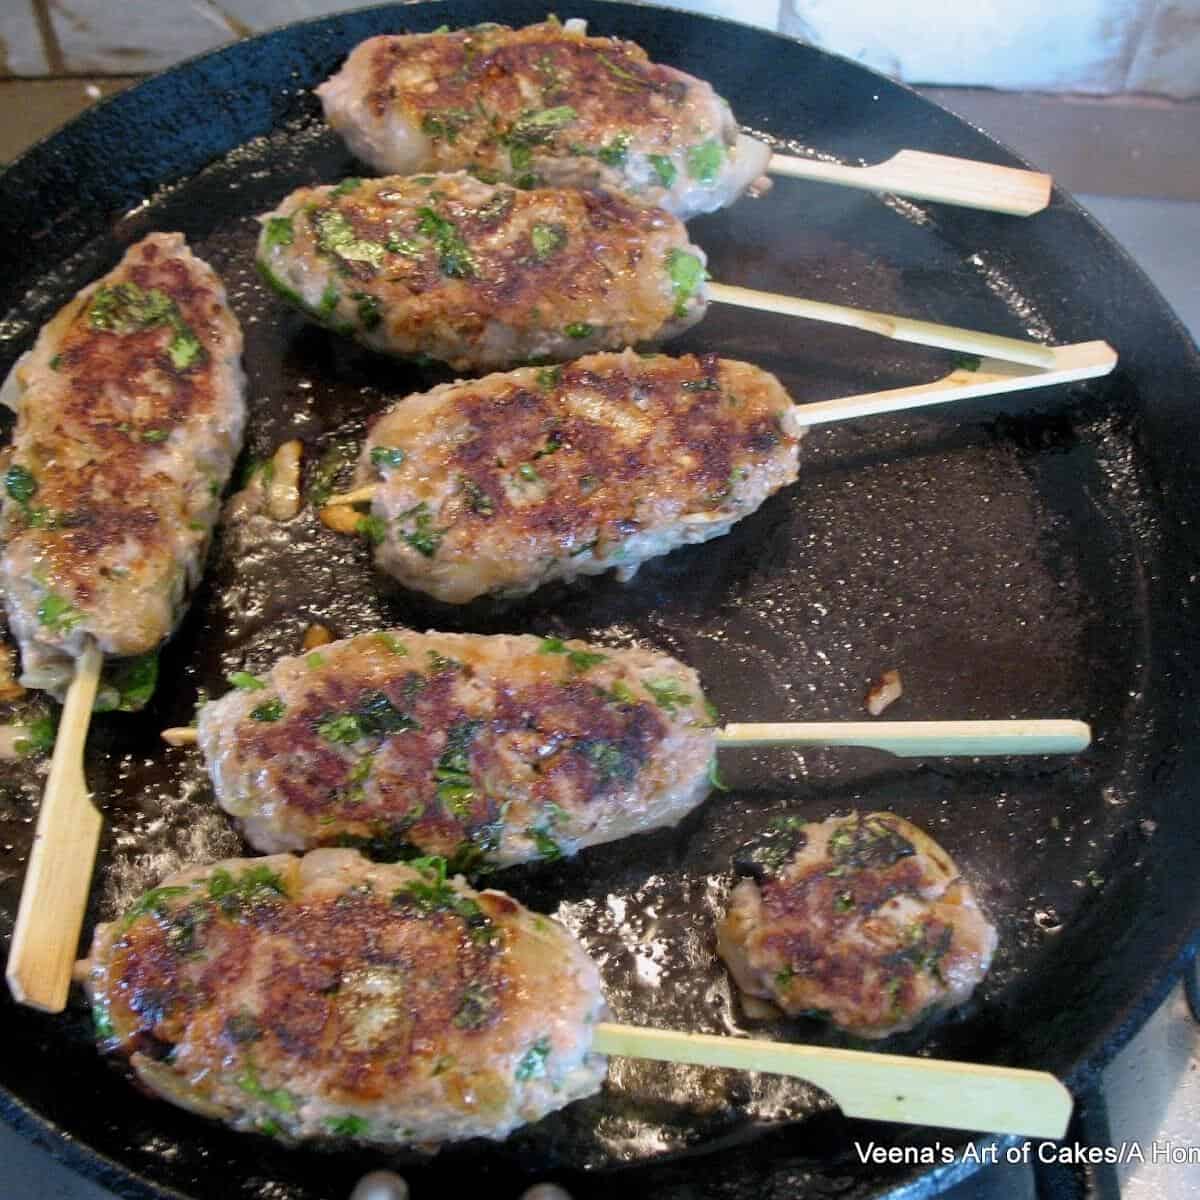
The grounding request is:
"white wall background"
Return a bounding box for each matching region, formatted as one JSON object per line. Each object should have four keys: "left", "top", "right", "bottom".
{"left": 1, "top": 0, "right": 1197, "bottom": 96}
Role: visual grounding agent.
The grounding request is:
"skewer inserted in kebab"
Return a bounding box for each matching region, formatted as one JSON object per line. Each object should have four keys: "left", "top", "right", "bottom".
{"left": 255, "top": 173, "right": 1064, "bottom": 373}
{"left": 80, "top": 848, "right": 1072, "bottom": 1143}
{"left": 162, "top": 630, "right": 1090, "bottom": 872}
{"left": 2, "top": 233, "right": 247, "bottom": 1012}
{"left": 317, "top": 19, "right": 1051, "bottom": 218}
{"left": 315, "top": 347, "right": 1115, "bottom": 605}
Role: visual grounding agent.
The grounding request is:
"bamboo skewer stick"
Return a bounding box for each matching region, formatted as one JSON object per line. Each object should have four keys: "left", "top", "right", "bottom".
{"left": 320, "top": 341, "right": 1118, "bottom": 510}
{"left": 592, "top": 1023, "right": 1072, "bottom": 1137}
{"left": 6, "top": 638, "right": 104, "bottom": 1013}
{"left": 707, "top": 282, "right": 1057, "bottom": 368}
{"left": 720, "top": 719, "right": 1090, "bottom": 757}
{"left": 768, "top": 149, "right": 1053, "bottom": 218}
{"left": 161, "top": 718, "right": 1090, "bottom": 756}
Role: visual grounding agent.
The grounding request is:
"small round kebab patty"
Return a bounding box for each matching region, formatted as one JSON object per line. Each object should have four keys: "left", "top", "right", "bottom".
{"left": 718, "top": 813, "right": 997, "bottom": 1038}
{"left": 315, "top": 19, "right": 771, "bottom": 220}
{"left": 354, "top": 349, "right": 802, "bottom": 603}
{"left": 198, "top": 630, "right": 716, "bottom": 868}
{"left": 82, "top": 850, "right": 608, "bottom": 1145}
{"left": 255, "top": 172, "right": 706, "bottom": 371}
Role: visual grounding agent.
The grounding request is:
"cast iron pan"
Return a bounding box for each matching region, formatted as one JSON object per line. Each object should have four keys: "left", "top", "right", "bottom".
{"left": 1, "top": 3, "right": 1199, "bottom": 1197}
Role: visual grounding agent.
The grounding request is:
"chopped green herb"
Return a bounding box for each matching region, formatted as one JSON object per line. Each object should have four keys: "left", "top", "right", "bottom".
{"left": 15, "top": 715, "right": 56, "bottom": 756}
{"left": 509, "top": 142, "right": 533, "bottom": 174}
{"left": 775, "top": 967, "right": 795, "bottom": 988}
{"left": 416, "top": 206, "right": 477, "bottom": 278}
{"left": 312, "top": 208, "right": 386, "bottom": 269}
{"left": 579, "top": 739, "right": 635, "bottom": 785}
{"left": 36, "top": 591, "right": 81, "bottom": 633}
{"left": 665, "top": 249, "right": 707, "bottom": 317}
{"left": 49, "top": 354, "right": 62, "bottom": 372}
{"left": 648, "top": 154, "right": 677, "bottom": 188}
{"left": 954, "top": 353, "right": 982, "bottom": 372}
{"left": 427, "top": 649, "right": 461, "bottom": 673}
{"left": 227, "top": 671, "right": 266, "bottom": 691}
{"left": 374, "top": 633, "right": 409, "bottom": 655}
{"left": 326, "top": 1114, "right": 369, "bottom": 1137}
{"left": 431, "top": 1055, "right": 455, "bottom": 1076}
{"left": 370, "top": 445, "right": 406, "bottom": 468}
{"left": 508, "top": 105, "right": 577, "bottom": 145}
{"left": 564, "top": 322, "right": 593, "bottom": 339}
{"left": 459, "top": 476, "right": 495, "bottom": 515}
{"left": 207, "top": 864, "right": 288, "bottom": 913}
{"left": 420, "top": 109, "right": 474, "bottom": 143}
{"left": 474, "top": 190, "right": 515, "bottom": 225}
{"left": 536, "top": 365, "right": 561, "bottom": 390}
{"left": 833, "top": 891, "right": 855, "bottom": 913}
{"left": 385, "top": 233, "right": 423, "bottom": 256}
{"left": 644, "top": 677, "right": 692, "bottom": 713}
{"left": 263, "top": 215, "right": 294, "bottom": 248}
{"left": 140, "top": 427, "right": 171, "bottom": 443}
{"left": 517, "top": 462, "right": 541, "bottom": 483}
{"left": 356, "top": 514, "right": 387, "bottom": 545}
{"left": 515, "top": 1037, "right": 552, "bottom": 1081}
{"left": 453, "top": 981, "right": 497, "bottom": 1030}
{"left": 828, "top": 816, "right": 915, "bottom": 872}
{"left": 93, "top": 651, "right": 159, "bottom": 713}
{"left": 531, "top": 827, "right": 563, "bottom": 861}
{"left": 686, "top": 139, "right": 725, "bottom": 184}
{"left": 597, "top": 131, "right": 633, "bottom": 166}
{"left": 399, "top": 501, "right": 444, "bottom": 557}
{"left": 539, "top": 637, "right": 567, "bottom": 654}
{"left": 4, "top": 465, "right": 36, "bottom": 503}
{"left": 305, "top": 439, "right": 358, "bottom": 508}
{"left": 608, "top": 680, "right": 636, "bottom": 705}
{"left": 532, "top": 431, "right": 562, "bottom": 458}
{"left": 307, "top": 652, "right": 326, "bottom": 670}
{"left": 318, "top": 281, "right": 340, "bottom": 316}
{"left": 702, "top": 697, "right": 720, "bottom": 726}
{"left": 235, "top": 1060, "right": 297, "bottom": 1114}
{"left": 89, "top": 282, "right": 175, "bottom": 333}
{"left": 530, "top": 222, "right": 567, "bottom": 260}
{"left": 250, "top": 698, "right": 285, "bottom": 722}
{"left": 332, "top": 177, "right": 362, "bottom": 196}
{"left": 92, "top": 1000, "right": 115, "bottom": 1041}
{"left": 707, "top": 757, "right": 729, "bottom": 792}
{"left": 120, "top": 884, "right": 190, "bottom": 929}
{"left": 352, "top": 292, "right": 382, "bottom": 330}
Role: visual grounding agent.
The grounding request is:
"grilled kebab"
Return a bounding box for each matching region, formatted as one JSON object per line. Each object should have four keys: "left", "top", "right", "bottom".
{"left": 316, "top": 19, "right": 771, "bottom": 220}
{"left": 82, "top": 849, "right": 607, "bottom": 1143}
{"left": 346, "top": 349, "right": 801, "bottom": 603}
{"left": 0, "top": 233, "right": 246, "bottom": 702}
{"left": 718, "top": 812, "right": 998, "bottom": 1037}
{"left": 255, "top": 172, "right": 706, "bottom": 371}
{"left": 197, "top": 629, "right": 715, "bottom": 868}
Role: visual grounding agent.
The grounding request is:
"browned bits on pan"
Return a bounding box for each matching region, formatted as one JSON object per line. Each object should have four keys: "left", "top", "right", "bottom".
{"left": 865, "top": 669, "right": 903, "bottom": 716}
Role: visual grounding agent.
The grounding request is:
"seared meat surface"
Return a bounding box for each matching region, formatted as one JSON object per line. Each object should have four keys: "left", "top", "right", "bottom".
{"left": 316, "top": 20, "right": 771, "bottom": 220}
{"left": 357, "top": 350, "right": 802, "bottom": 603}
{"left": 256, "top": 173, "right": 705, "bottom": 370}
{"left": 197, "top": 630, "right": 716, "bottom": 867}
{"left": 717, "top": 813, "right": 997, "bottom": 1038}
{"left": 83, "top": 849, "right": 607, "bottom": 1144}
{"left": 0, "top": 233, "right": 245, "bottom": 700}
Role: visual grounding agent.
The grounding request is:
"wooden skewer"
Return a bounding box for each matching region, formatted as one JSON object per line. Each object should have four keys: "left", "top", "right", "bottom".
{"left": 161, "top": 718, "right": 1090, "bottom": 757}
{"left": 707, "top": 281, "right": 1057, "bottom": 368}
{"left": 320, "top": 341, "right": 1118, "bottom": 511}
{"left": 593, "top": 1023, "right": 1071, "bottom": 1137}
{"left": 6, "top": 638, "right": 104, "bottom": 1013}
{"left": 768, "top": 149, "right": 1053, "bottom": 218}
{"left": 720, "top": 719, "right": 1090, "bottom": 757}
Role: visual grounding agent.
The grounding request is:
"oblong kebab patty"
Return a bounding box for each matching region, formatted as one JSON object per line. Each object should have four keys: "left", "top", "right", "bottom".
{"left": 717, "top": 812, "right": 997, "bottom": 1038}
{"left": 0, "top": 233, "right": 246, "bottom": 700}
{"left": 355, "top": 350, "right": 802, "bottom": 603}
{"left": 82, "top": 850, "right": 607, "bottom": 1144}
{"left": 198, "top": 630, "right": 717, "bottom": 868}
{"left": 256, "top": 172, "right": 706, "bottom": 371}
{"left": 316, "top": 19, "right": 771, "bottom": 221}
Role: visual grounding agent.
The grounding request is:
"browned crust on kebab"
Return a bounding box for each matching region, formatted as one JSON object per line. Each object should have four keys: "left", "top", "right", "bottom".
{"left": 388, "top": 352, "right": 790, "bottom": 562}
{"left": 103, "top": 874, "right": 511, "bottom": 1104}
{"left": 365, "top": 21, "right": 699, "bottom": 161}
{"left": 228, "top": 638, "right": 674, "bottom": 860}
{"left": 271, "top": 176, "right": 688, "bottom": 344}
{"left": 5, "top": 238, "right": 234, "bottom": 615}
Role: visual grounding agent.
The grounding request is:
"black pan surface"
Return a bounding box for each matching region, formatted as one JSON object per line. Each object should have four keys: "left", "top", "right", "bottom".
{"left": 1, "top": 4, "right": 1199, "bottom": 1198}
